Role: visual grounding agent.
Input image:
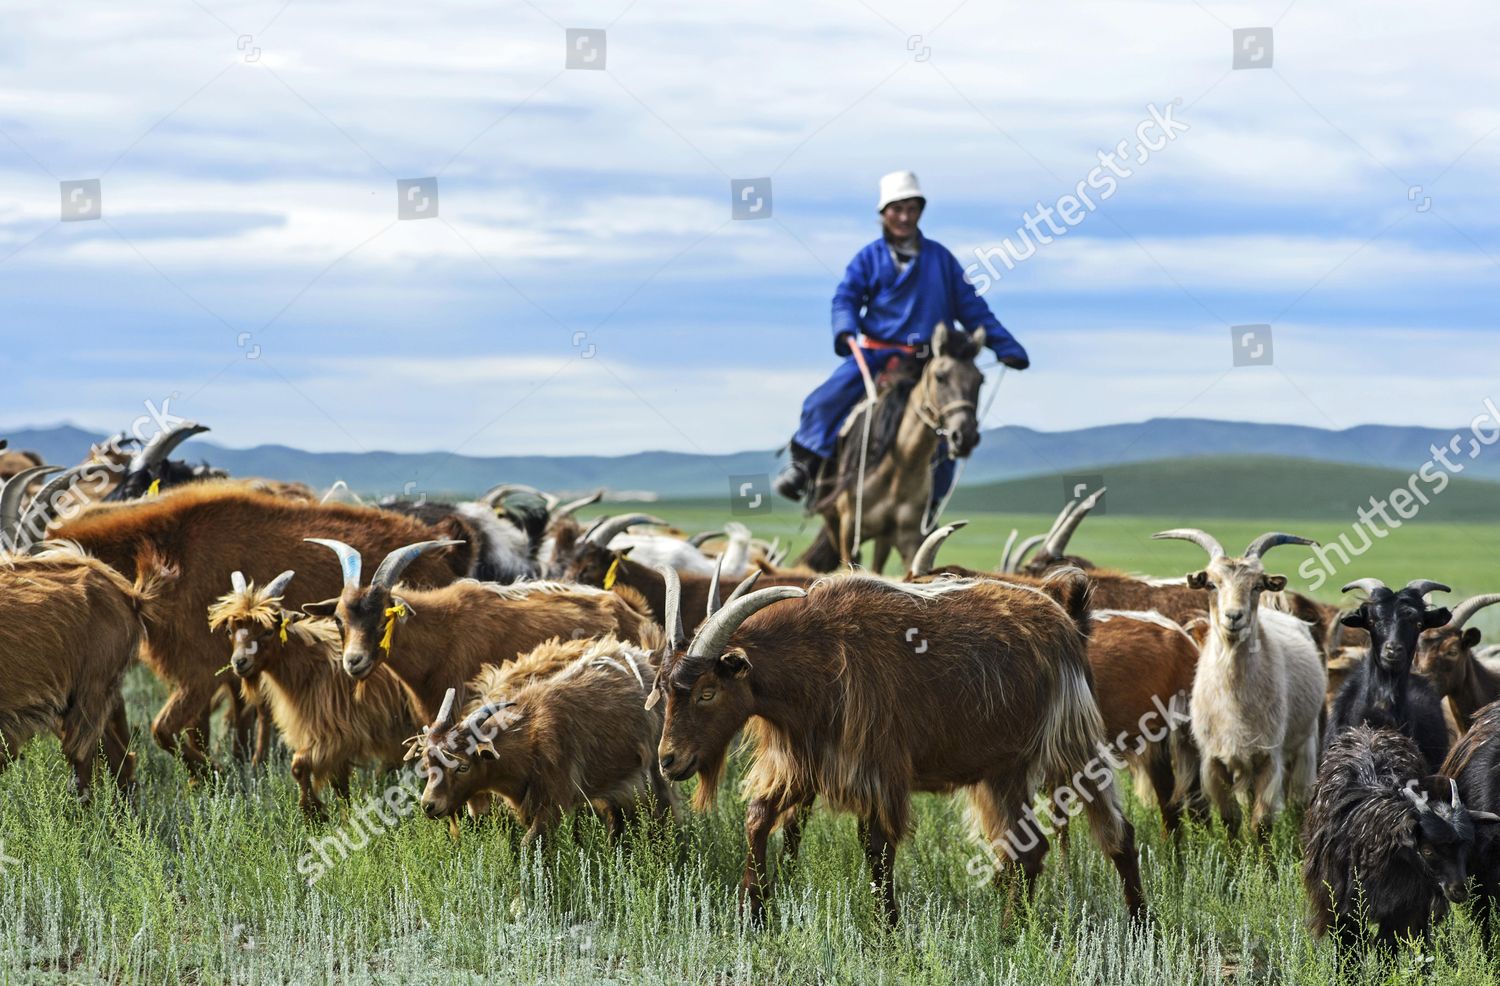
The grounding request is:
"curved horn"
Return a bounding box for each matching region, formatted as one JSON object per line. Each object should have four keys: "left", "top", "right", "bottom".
{"left": 480, "top": 483, "right": 557, "bottom": 510}
{"left": 1403, "top": 782, "right": 1430, "bottom": 812}
{"left": 371, "top": 539, "right": 464, "bottom": 589}
{"left": 706, "top": 555, "right": 725, "bottom": 619}
{"left": 689, "top": 530, "right": 727, "bottom": 549}
{"left": 1243, "top": 532, "right": 1318, "bottom": 560}
{"left": 551, "top": 489, "right": 603, "bottom": 520}
{"left": 0, "top": 465, "right": 62, "bottom": 545}
{"left": 263, "top": 570, "right": 296, "bottom": 600}
{"left": 1045, "top": 487, "right": 1105, "bottom": 557}
{"left": 1452, "top": 777, "right": 1463, "bottom": 810}
{"left": 1404, "top": 579, "right": 1451, "bottom": 599}
{"left": 657, "top": 565, "right": 686, "bottom": 651}
{"left": 1040, "top": 498, "right": 1080, "bottom": 553}
{"left": 1448, "top": 594, "right": 1500, "bottom": 631}
{"left": 997, "top": 528, "right": 1019, "bottom": 573}
{"left": 911, "top": 520, "right": 968, "bottom": 577}
{"left": 304, "top": 538, "right": 364, "bottom": 590}
{"left": 585, "top": 513, "right": 666, "bottom": 547}
{"left": 435, "top": 688, "right": 459, "bottom": 728}
{"left": 1152, "top": 529, "right": 1226, "bottom": 559}
{"left": 688, "top": 585, "right": 807, "bottom": 660}
{"left": 230, "top": 571, "right": 248, "bottom": 594}
{"left": 723, "top": 569, "right": 762, "bottom": 608}
{"left": 16, "top": 464, "right": 89, "bottom": 536}
{"left": 128, "top": 422, "right": 209, "bottom": 474}
{"left": 1341, "top": 578, "right": 1388, "bottom": 597}
{"left": 1008, "top": 534, "right": 1047, "bottom": 573}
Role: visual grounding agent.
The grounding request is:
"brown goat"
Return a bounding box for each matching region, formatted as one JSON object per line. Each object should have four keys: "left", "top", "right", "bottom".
{"left": 1082, "top": 610, "right": 1201, "bottom": 833}
{"left": 49, "top": 483, "right": 467, "bottom": 771}
{"left": 649, "top": 568, "right": 1145, "bottom": 926}
{"left": 303, "top": 538, "right": 656, "bottom": 723}
{"left": 415, "top": 630, "right": 678, "bottom": 841}
{"left": 208, "top": 571, "right": 417, "bottom": 818}
{"left": 1415, "top": 594, "right": 1500, "bottom": 732}
{"left": 0, "top": 543, "right": 165, "bottom": 794}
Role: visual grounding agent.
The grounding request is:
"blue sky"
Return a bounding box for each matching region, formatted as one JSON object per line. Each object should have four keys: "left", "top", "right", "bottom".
{"left": 2, "top": 0, "right": 1498, "bottom": 455}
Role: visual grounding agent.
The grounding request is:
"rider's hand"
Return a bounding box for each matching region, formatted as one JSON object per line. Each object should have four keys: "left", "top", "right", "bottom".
{"left": 1001, "top": 355, "right": 1029, "bottom": 370}
{"left": 835, "top": 332, "right": 855, "bottom": 357}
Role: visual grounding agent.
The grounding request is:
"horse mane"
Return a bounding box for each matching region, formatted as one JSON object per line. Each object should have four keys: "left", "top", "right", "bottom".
{"left": 818, "top": 359, "right": 923, "bottom": 509}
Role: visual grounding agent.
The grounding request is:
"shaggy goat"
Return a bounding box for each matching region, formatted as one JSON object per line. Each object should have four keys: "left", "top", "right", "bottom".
{"left": 648, "top": 565, "right": 1145, "bottom": 926}
{"left": 303, "top": 538, "right": 655, "bottom": 723}
{"left": 1153, "top": 528, "right": 1325, "bottom": 838}
{"left": 209, "top": 571, "right": 417, "bottom": 818}
{"left": 1304, "top": 725, "right": 1495, "bottom": 950}
{"left": 1415, "top": 594, "right": 1500, "bottom": 732}
{"left": 0, "top": 540, "right": 162, "bottom": 794}
{"left": 415, "top": 632, "right": 677, "bottom": 841}
{"left": 1328, "top": 579, "right": 1453, "bottom": 771}
{"left": 49, "top": 483, "right": 467, "bottom": 771}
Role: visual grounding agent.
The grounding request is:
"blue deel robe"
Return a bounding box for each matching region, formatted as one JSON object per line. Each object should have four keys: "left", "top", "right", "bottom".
{"left": 792, "top": 234, "right": 1028, "bottom": 475}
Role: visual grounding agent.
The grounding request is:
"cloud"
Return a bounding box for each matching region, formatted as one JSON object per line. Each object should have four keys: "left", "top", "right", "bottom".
{"left": 1, "top": 0, "right": 1498, "bottom": 456}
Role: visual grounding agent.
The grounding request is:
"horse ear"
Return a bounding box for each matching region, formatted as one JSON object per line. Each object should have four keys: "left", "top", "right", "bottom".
{"left": 932, "top": 322, "right": 951, "bottom": 356}
{"left": 972, "top": 327, "right": 987, "bottom": 351}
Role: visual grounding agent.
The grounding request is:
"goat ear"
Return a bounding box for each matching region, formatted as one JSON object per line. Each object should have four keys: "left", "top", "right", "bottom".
{"left": 1186, "top": 571, "right": 1209, "bottom": 590}
{"left": 302, "top": 598, "right": 339, "bottom": 618}
{"left": 1470, "top": 810, "right": 1500, "bottom": 825}
{"left": 1423, "top": 607, "right": 1453, "bottom": 631}
{"left": 1464, "top": 627, "right": 1484, "bottom": 648}
{"left": 1262, "top": 574, "right": 1288, "bottom": 592}
{"left": 1341, "top": 607, "right": 1369, "bottom": 630}
{"left": 617, "top": 545, "right": 634, "bottom": 558}
{"left": 718, "top": 648, "right": 752, "bottom": 679}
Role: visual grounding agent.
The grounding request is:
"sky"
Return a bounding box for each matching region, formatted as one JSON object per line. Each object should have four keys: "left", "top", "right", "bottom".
{"left": 1, "top": 0, "right": 1497, "bottom": 456}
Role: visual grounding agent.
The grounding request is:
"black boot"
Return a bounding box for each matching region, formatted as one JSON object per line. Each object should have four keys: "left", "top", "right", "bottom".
{"left": 774, "top": 442, "right": 824, "bottom": 502}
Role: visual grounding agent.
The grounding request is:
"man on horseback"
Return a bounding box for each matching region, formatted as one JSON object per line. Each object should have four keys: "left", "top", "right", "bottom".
{"left": 773, "top": 170, "right": 1030, "bottom": 502}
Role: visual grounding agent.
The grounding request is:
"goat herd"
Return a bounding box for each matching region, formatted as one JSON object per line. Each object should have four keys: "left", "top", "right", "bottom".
{"left": 4, "top": 426, "right": 1500, "bottom": 956}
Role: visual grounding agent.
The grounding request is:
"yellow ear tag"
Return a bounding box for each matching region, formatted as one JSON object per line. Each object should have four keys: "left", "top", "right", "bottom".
{"left": 278, "top": 616, "right": 289, "bottom": 645}
{"left": 147, "top": 478, "right": 161, "bottom": 497}
{"left": 380, "top": 604, "right": 406, "bottom": 653}
{"left": 603, "top": 557, "right": 621, "bottom": 590}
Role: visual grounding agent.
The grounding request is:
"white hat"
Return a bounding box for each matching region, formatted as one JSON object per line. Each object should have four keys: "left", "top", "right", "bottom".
{"left": 877, "top": 170, "right": 925, "bottom": 212}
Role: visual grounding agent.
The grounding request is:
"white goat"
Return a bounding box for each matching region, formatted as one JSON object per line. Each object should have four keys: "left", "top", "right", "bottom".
{"left": 1154, "top": 528, "right": 1326, "bottom": 838}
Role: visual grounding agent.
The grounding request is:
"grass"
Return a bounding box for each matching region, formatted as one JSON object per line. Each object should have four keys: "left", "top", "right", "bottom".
{"left": 2, "top": 510, "right": 1498, "bottom": 983}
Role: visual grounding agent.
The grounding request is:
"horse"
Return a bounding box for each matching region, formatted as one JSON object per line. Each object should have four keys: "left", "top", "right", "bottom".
{"left": 803, "top": 323, "right": 987, "bottom": 574}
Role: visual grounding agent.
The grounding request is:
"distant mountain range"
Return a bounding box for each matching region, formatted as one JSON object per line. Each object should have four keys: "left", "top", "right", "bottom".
{"left": 4, "top": 418, "right": 1497, "bottom": 498}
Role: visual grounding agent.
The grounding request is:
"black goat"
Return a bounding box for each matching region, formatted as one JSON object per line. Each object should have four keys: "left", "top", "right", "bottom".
{"left": 1327, "top": 579, "right": 1453, "bottom": 772}
{"left": 1303, "top": 725, "right": 1495, "bottom": 950}
{"left": 105, "top": 422, "right": 225, "bottom": 501}
{"left": 1442, "top": 701, "right": 1500, "bottom": 941}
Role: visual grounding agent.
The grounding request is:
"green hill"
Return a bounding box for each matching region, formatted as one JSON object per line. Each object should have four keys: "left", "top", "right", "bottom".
{"left": 946, "top": 455, "right": 1500, "bottom": 522}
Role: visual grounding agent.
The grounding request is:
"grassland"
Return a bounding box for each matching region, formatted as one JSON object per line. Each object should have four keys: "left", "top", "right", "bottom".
{"left": 1, "top": 510, "right": 1497, "bottom": 983}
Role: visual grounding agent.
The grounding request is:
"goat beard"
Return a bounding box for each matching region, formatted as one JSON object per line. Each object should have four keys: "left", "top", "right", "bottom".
{"left": 691, "top": 751, "right": 729, "bottom": 813}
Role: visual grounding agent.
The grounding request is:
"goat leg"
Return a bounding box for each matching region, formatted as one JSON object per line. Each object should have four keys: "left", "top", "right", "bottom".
{"left": 150, "top": 682, "right": 217, "bottom": 775}
{"left": 859, "top": 815, "right": 900, "bottom": 928}
{"left": 740, "top": 797, "right": 779, "bottom": 927}
{"left": 252, "top": 705, "right": 273, "bottom": 767}
{"left": 290, "top": 752, "right": 328, "bottom": 821}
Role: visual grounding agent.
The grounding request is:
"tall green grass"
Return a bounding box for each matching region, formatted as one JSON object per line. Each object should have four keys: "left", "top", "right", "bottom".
{"left": 2, "top": 511, "right": 1497, "bottom": 982}
{"left": 0, "top": 674, "right": 1494, "bottom": 983}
